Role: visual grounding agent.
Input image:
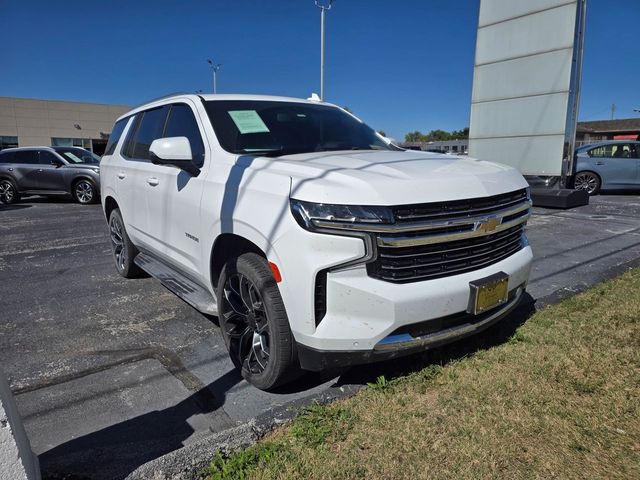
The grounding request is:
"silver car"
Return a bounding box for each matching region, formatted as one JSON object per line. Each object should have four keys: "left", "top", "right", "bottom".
{"left": 574, "top": 141, "right": 640, "bottom": 194}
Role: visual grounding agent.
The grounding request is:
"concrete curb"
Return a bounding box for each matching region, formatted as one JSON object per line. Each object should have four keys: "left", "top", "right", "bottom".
{"left": 0, "top": 369, "right": 41, "bottom": 480}
{"left": 124, "top": 384, "right": 361, "bottom": 480}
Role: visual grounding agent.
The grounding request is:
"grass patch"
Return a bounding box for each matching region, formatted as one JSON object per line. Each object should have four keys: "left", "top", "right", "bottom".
{"left": 204, "top": 269, "right": 640, "bottom": 479}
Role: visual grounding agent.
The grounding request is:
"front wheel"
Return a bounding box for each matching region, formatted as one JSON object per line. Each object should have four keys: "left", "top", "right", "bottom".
{"left": 574, "top": 171, "right": 601, "bottom": 195}
{"left": 0, "top": 179, "right": 20, "bottom": 204}
{"left": 73, "top": 179, "right": 97, "bottom": 204}
{"left": 217, "top": 253, "right": 298, "bottom": 390}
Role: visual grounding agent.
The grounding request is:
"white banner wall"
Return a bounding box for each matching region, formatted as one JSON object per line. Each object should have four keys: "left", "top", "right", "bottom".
{"left": 468, "top": 0, "right": 579, "bottom": 176}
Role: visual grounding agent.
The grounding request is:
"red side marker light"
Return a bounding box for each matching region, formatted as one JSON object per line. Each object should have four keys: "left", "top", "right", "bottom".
{"left": 269, "top": 261, "right": 282, "bottom": 283}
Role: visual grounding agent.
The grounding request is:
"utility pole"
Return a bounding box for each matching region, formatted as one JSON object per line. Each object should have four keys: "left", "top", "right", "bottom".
{"left": 315, "top": 0, "right": 333, "bottom": 101}
{"left": 207, "top": 59, "right": 222, "bottom": 94}
{"left": 611, "top": 103, "right": 616, "bottom": 120}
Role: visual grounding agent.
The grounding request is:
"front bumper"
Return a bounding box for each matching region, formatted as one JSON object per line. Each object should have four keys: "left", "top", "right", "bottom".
{"left": 291, "top": 245, "right": 532, "bottom": 352}
{"left": 297, "top": 282, "right": 525, "bottom": 371}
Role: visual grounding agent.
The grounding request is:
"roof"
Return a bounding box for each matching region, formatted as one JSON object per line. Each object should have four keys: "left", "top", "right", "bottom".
{"left": 120, "top": 93, "right": 335, "bottom": 121}
{"left": 577, "top": 118, "right": 640, "bottom": 133}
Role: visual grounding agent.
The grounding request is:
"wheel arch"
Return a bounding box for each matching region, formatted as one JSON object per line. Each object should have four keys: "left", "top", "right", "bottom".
{"left": 210, "top": 233, "right": 267, "bottom": 289}
{"left": 104, "top": 196, "right": 119, "bottom": 221}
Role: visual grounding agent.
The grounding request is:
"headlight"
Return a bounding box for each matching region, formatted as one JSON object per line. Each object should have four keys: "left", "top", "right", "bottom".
{"left": 290, "top": 199, "right": 393, "bottom": 231}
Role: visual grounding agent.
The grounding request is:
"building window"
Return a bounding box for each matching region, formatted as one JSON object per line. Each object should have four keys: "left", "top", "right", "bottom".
{"left": 51, "top": 137, "right": 92, "bottom": 151}
{"left": 0, "top": 136, "right": 18, "bottom": 151}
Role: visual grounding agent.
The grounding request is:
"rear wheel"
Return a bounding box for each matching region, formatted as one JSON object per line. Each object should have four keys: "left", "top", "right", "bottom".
{"left": 574, "top": 171, "right": 601, "bottom": 195}
{"left": 73, "top": 179, "right": 97, "bottom": 204}
{"left": 217, "top": 253, "right": 298, "bottom": 390}
{"left": 0, "top": 179, "right": 20, "bottom": 204}
{"left": 108, "top": 209, "right": 144, "bottom": 278}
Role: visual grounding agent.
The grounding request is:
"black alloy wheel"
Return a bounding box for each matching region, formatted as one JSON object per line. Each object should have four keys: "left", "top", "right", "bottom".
{"left": 108, "top": 208, "right": 143, "bottom": 278}
{"left": 217, "top": 253, "right": 298, "bottom": 390}
{"left": 222, "top": 272, "right": 272, "bottom": 375}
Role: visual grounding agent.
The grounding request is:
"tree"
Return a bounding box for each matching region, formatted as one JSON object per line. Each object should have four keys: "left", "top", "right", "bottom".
{"left": 404, "top": 131, "right": 427, "bottom": 142}
{"left": 404, "top": 127, "right": 469, "bottom": 143}
{"left": 426, "top": 129, "right": 450, "bottom": 141}
{"left": 377, "top": 130, "right": 387, "bottom": 137}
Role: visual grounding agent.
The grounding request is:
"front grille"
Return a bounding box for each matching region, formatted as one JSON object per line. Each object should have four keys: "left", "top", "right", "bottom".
{"left": 367, "top": 189, "right": 530, "bottom": 284}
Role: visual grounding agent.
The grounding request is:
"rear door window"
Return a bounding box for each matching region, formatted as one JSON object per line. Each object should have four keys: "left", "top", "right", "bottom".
{"left": 0, "top": 151, "right": 16, "bottom": 163}
{"left": 164, "top": 104, "right": 206, "bottom": 167}
{"left": 14, "top": 150, "right": 39, "bottom": 164}
{"left": 128, "top": 107, "right": 170, "bottom": 161}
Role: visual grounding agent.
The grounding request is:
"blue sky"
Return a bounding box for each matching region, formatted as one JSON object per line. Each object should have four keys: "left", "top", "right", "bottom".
{"left": 1, "top": 0, "right": 638, "bottom": 140}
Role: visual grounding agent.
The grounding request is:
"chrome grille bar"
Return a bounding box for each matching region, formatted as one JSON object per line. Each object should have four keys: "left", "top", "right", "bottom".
{"left": 376, "top": 210, "right": 530, "bottom": 248}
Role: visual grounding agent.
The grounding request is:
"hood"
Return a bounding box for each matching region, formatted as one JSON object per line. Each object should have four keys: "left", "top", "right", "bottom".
{"left": 247, "top": 150, "right": 527, "bottom": 205}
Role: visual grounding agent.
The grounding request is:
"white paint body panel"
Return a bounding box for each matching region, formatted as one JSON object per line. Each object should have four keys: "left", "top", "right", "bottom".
{"left": 101, "top": 94, "right": 533, "bottom": 356}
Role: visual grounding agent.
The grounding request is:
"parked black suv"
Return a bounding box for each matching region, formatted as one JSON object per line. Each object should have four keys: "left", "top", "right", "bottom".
{"left": 0, "top": 147, "right": 101, "bottom": 204}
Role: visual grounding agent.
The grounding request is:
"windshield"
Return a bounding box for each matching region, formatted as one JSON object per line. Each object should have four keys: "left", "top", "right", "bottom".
{"left": 204, "top": 100, "right": 397, "bottom": 157}
{"left": 55, "top": 148, "right": 101, "bottom": 164}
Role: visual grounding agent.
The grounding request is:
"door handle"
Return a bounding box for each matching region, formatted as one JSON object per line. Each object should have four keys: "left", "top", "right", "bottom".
{"left": 147, "top": 177, "right": 159, "bottom": 186}
{"left": 8, "top": 168, "right": 13, "bottom": 171}
{"left": 117, "top": 172, "right": 126, "bottom": 179}
{"left": 595, "top": 162, "right": 604, "bottom": 166}
{"left": 38, "top": 169, "right": 43, "bottom": 172}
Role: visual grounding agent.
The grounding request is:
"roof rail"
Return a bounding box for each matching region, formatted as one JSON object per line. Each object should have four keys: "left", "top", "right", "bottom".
{"left": 132, "top": 92, "right": 191, "bottom": 110}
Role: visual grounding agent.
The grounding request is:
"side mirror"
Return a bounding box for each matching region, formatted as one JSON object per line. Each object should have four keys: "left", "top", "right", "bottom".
{"left": 149, "top": 137, "right": 200, "bottom": 176}
{"left": 51, "top": 158, "right": 64, "bottom": 167}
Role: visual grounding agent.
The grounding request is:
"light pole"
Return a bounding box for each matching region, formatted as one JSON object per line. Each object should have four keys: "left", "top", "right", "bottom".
{"left": 207, "top": 59, "right": 222, "bottom": 94}
{"left": 315, "top": 0, "right": 333, "bottom": 101}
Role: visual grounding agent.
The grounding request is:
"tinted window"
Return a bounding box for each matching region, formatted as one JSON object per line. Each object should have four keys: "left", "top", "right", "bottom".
{"left": 54, "top": 148, "right": 101, "bottom": 164}
{"left": 14, "top": 150, "right": 39, "bottom": 164}
{"left": 164, "top": 104, "right": 205, "bottom": 167}
{"left": 589, "top": 144, "right": 633, "bottom": 158}
{"left": 129, "top": 107, "right": 170, "bottom": 160}
{"left": 204, "top": 100, "right": 395, "bottom": 156}
{"left": 38, "top": 151, "right": 60, "bottom": 165}
{"left": 104, "top": 118, "right": 129, "bottom": 156}
{"left": 122, "top": 115, "right": 140, "bottom": 158}
{"left": 0, "top": 151, "right": 16, "bottom": 163}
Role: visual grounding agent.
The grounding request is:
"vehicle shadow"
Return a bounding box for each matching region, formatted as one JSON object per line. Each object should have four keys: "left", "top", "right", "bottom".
{"left": 0, "top": 203, "right": 31, "bottom": 211}
{"left": 39, "top": 296, "right": 535, "bottom": 480}
{"left": 39, "top": 369, "right": 243, "bottom": 480}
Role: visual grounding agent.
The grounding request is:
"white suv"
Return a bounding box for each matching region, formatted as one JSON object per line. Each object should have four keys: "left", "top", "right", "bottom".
{"left": 100, "top": 94, "right": 533, "bottom": 389}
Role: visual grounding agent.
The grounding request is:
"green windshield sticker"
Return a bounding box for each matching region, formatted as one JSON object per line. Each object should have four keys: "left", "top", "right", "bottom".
{"left": 228, "top": 110, "right": 270, "bottom": 134}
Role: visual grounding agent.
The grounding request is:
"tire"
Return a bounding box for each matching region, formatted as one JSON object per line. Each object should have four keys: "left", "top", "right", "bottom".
{"left": 73, "top": 179, "right": 97, "bottom": 204}
{"left": 574, "top": 171, "right": 601, "bottom": 195}
{"left": 108, "top": 208, "right": 144, "bottom": 278}
{"left": 217, "top": 253, "right": 298, "bottom": 390}
{"left": 0, "top": 179, "right": 21, "bottom": 204}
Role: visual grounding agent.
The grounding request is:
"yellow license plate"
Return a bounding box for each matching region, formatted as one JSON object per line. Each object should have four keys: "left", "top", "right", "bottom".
{"left": 468, "top": 272, "right": 509, "bottom": 315}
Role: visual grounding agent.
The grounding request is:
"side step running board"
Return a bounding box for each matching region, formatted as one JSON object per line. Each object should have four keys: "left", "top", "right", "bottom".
{"left": 134, "top": 253, "right": 218, "bottom": 315}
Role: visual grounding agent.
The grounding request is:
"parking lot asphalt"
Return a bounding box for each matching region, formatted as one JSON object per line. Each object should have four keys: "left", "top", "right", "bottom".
{"left": 2, "top": 194, "right": 640, "bottom": 479}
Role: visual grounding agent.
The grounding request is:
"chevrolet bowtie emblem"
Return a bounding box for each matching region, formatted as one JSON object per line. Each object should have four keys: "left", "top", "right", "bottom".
{"left": 475, "top": 216, "right": 501, "bottom": 233}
